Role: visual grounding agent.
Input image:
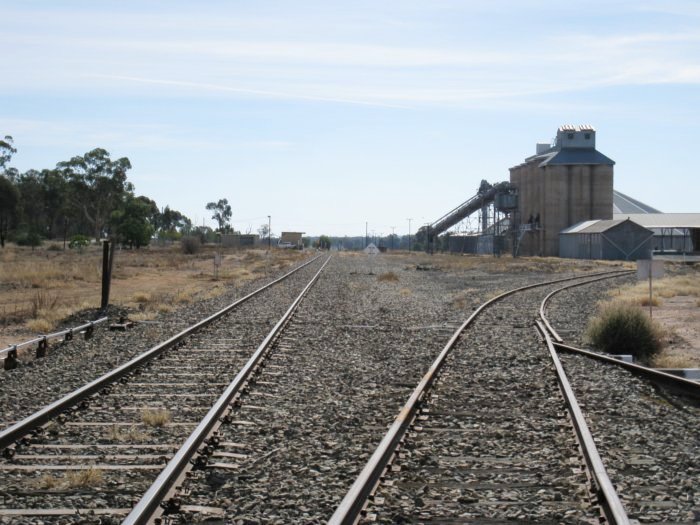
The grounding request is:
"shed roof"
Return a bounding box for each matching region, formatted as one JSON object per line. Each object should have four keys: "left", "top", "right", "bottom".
{"left": 560, "top": 220, "right": 600, "bottom": 234}
{"left": 560, "top": 219, "right": 628, "bottom": 234}
{"left": 612, "top": 213, "right": 700, "bottom": 229}
{"left": 561, "top": 218, "right": 652, "bottom": 235}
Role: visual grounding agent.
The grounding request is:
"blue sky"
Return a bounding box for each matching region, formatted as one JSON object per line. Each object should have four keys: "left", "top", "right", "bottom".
{"left": 2, "top": 1, "right": 699, "bottom": 236}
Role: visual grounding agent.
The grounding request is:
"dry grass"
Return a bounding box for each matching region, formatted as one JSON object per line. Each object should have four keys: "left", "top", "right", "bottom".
{"left": 65, "top": 467, "right": 104, "bottom": 488}
{"left": 33, "top": 473, "right": 62, "bottom": 489}
{"left": 652, "top": 352, "right": 698, "bottom": 369}
{"left": 24, "top": 318, "right": 54, "bottom": 333}
{"left": 608, "top": 274, "right": 700, "bottom": 304}
{"left": 0, "top": 244, "right": 307, "bottom": 347}
{"left": 107, "top": 424, "right": 150, "bottom": 442}
{"left": 131, "top": 291, "right": 152, "bottom": 304}
{"left": 399, "top": 287, "right": 412, "bottom": 296}
{"left": 378, "top": 271, "right": 399, "bottom": 282}
{"left": 141, "top": 408, "right": 172, "bottom": 427}
{"left": 640, "top": 296, "right": 661, "bottom": 307}
{"left": 33, "top": 467, "right": 104, "bottom": 490}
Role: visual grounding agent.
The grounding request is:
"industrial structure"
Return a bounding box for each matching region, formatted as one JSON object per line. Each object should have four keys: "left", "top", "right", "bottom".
{"left": 510, "top": 125, "right": 614, "bottom": 256}
{"left": 559, "top": 219, "right": 653, "bottom": 260}
{"left": 422, "top": 125, "right": 698, "bottom": 260}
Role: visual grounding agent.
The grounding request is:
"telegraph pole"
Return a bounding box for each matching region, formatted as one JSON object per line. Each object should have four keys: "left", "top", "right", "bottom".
{"left": 407, "top": 218, "right": 412, "bottom": 252}
{"left": 391, "top": 226, "right": 395, "bottom": 250}
{"left": 267, "top": 215, "right": 271, "bottom": 250}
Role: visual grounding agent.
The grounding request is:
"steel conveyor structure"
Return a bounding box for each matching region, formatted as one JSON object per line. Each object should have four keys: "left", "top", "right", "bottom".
{"left": 418, "top": 180, "right": 516, "bottom": 252}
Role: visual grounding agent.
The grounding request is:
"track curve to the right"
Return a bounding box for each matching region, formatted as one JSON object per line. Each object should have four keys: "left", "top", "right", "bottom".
{"left": 544, "top": 279, "right": 700, "bottom": 524}
{"left": 339, "top": 272, "right": 633, "bottom": 524}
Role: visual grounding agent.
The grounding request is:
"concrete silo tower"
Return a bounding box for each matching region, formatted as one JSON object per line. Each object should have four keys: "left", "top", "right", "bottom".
{"left": 509, "top": 125, "right": 614, "bottom": 256}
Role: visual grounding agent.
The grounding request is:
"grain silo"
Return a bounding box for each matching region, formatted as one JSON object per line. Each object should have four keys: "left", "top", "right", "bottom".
{"left": 510, "top": 125, "right": 614, "bottom": 256}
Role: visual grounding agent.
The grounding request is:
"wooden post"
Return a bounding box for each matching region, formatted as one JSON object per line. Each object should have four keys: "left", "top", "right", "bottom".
{"left": 649, "top": 271, "right": 653, "bottom": 319}
{"left": 101, "top": 240, "right": 111, "bottom": 309}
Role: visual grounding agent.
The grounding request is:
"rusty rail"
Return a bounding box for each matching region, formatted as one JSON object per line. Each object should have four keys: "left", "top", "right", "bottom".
{"left": 536, "top": 320, "right": 630, "bottom": 524}
{"left": 0, "top": 255, "right": 323, "bottom": 451}
{"left": 1, "top": 317, "right": 109, "bottom": 368}
{"left": 539, "top": 275, "right": 700, "bottom": 399}
{"left": 328, "top": 269, "right": 630, "bottom": 525}
{"left": 123, "top": 255, "right": 332, "bottom": 524}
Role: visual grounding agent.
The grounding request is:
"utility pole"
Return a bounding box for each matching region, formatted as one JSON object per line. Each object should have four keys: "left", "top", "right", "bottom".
{"left": 365, "top": 221, "right": 368, "bottom": 248}
{"left": 407, "top": 218, "right": 412, "bottom": 252}
{"left": 391, "top": 226, "right": 395, "bottom": 250}
{"left": 267, "top": 215, "right": 271, "bottom": 250}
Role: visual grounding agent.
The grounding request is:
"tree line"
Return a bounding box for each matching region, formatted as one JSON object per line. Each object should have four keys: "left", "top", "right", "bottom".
{"left": 0, "top": 136, "right": 196, "bottom": 249}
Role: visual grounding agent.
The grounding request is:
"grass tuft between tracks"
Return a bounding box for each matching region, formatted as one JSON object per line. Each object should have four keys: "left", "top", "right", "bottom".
{"left": 108, "top": 424, "right": 150, "bottom": 442}
{"left": 33, "top": 467, "right": 104, "bottom": 490}
{"left": 66, "top": 467, "right": 104, "bottom": 488}
{"left": 585, "top": 301, "right": 664, "bottom": 364}
{"left": 141, "top": 408, "right": 172, "bottom": 427}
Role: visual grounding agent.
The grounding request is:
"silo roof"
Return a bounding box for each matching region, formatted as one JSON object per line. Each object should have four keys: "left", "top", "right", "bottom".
{"left": 539, "top": 149, "right": 615, "bottom": 166}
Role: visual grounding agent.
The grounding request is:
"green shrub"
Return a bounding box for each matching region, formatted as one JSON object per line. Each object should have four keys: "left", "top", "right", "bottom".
{"left": 16, "top": 231, "right": 43, "bottom": 248}
{"left": 69, "top": 235, "right": 90, "bottom": 250}
{"left": 181, "top": 236, "right": 201, "bottom": 254}
{"left": 585, "top": 301, "right": 664, "bottom": 364}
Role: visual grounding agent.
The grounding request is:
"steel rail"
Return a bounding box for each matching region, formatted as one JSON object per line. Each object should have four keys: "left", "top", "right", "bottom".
{"left": 554, "top": 342, "right": 700, "bottom": 399}
{"left": 535, "top": 320, "right": 630, "bottom": 524}
{"left": 1, "top": 317, "right": 109, "bottom": 358}
{"left": 328, "top": 269, "right": 631, "bottom": 525}
{"left": 538, "top": 274, "right": 700, "bottom": 399}
{"left": 123, "top": 255, "right": 332, "bottom": 525}
{"left": 539, "top": 270, "right": 634, "bottom": 342}
{"left": 0, "top": 255, "right": 323, "bottom": 451}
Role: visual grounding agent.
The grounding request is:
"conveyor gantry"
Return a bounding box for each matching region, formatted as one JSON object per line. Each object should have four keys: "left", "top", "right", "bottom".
{"left": 418, "top": 180, "right": 516, "bottom": 252}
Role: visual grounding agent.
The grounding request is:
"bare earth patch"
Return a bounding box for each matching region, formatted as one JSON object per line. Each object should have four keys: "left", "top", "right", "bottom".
{"left": 650, "top": 296, "right": 700, "bottom": 368}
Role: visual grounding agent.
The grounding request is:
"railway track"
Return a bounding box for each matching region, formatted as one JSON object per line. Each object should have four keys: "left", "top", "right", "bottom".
{"left": 330, "top": 270, "right": 637, "bottom": 524}
{"left": 125, "top": 255, "right": 477, "bottom": 523}
{"left": 2, "top": 257, "right": 695, "bottom": 523}
{"left": 0, "top": 254, "right": 328, "bottom": 523}
{"left": 540, "top": 280, "right": 700, "bottom": 524}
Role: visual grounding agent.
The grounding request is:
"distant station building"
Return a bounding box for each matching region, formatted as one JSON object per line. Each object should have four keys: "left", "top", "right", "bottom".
{"left": 278, "top": 232, "right": 304, "bottom": 249}
{"left": 221, "top": 234, "right": 258, "bottom": 247}
{"left": 510, "top": 125, "right": 615, "bottom": 256}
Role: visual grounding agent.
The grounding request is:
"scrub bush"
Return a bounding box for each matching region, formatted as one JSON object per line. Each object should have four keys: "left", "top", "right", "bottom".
{"left": 585, "top": 301, "right": 663, "bottom": 364}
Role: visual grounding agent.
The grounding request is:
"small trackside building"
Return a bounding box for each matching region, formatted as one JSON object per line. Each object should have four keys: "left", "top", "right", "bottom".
{"left": 559, "top": 219, "right": 654, "bottom": 260}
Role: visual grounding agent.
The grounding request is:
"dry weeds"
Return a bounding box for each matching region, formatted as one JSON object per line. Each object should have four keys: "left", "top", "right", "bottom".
{"left": 640, "top": 296, "right": 661, "bottom": 307}
{"left": 1, "top": 244, "right": 307, "bottom": 348}
{"left": 33, "top": 473, "right": 62, "bottom": 490}
{"left": 65, "top": 467, "right": 104, "bottom": 488}
{"left": 600, "top": 267, "right": 700, "bottom": 368}
{"left": 141, "top": 408, "right": 172, "bottom": 427}
{"left": 378, "top": 271, "right": 399, "bottom": 282}
{"left": 107, "top": 424, "right": 149, "bottom": 442}
{"left": 33, "top": 467, "right": 104, "bottom": 490}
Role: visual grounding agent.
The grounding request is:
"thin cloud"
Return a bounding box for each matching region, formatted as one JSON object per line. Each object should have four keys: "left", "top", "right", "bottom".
{"left": 87, "top": 74, "right": 414, "bottom": 109}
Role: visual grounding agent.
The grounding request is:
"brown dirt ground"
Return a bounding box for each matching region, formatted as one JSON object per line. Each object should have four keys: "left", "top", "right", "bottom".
{"left": 650, "top": 296, "right": 700, "bottom": 367}
{"left": 3, "top": 248, "right": 697, "bottom": 368}
{"left": 0, "top": 243, "right": 306, "bottom": 349}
